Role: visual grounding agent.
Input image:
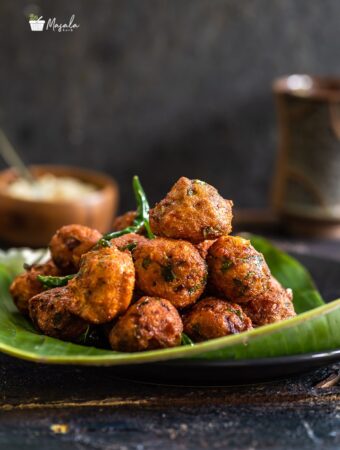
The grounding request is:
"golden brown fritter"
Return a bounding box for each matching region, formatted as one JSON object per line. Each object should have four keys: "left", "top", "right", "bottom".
{"left": 133, "top": 237, "right": 207, "bottom": 309}
{"left": 68, "top": 245, "right": 135, "bottom": 324}
{"left": 112, "top": 211, "right": 137, "bottom": 231}
{"left": 183, "top": 297, "right": 252, "bottom": 342}
{"left": 29, "top": 287, "right": 88, "bottom": 341}
{"left": 109, "top": 296, "right": 183, "bottom": 352}
{"left": 207, "top": 236, "right": 271, "bottom": 302}
{"left": 49, "top": 224, "right": 102, "bottom": 274}
{"left": 9, "top": 260, "right": 60, "bottom": 315}
{"left": 111, "top": 233, "right": 148, "bottom": 253}
{"left": 196, "top": 239, "right": 216, "bottom": 259}
{"left": 241, "top": 277, "right": 296, "bottom": 326}
{"left": 149, "top": 177, "right": 233, "bottom": 243}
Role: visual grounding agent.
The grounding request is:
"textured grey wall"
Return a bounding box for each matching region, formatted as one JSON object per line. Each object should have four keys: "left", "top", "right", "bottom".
{"left": 1, "top": 0, "right": 340, "bottom": 212}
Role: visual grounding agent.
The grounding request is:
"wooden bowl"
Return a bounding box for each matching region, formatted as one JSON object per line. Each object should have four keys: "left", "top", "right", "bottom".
{"left": 0, "top": 165, "right": 119, "bottom": 247}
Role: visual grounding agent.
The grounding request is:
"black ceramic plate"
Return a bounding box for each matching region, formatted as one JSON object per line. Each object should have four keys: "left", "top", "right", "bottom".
{"left": 115, "top": 252, "right": 340, "bottom": 385}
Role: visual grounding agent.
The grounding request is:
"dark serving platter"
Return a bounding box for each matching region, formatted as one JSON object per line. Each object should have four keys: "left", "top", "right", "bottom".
{"left": 114, "top": 252, "right": 340, "bottom": 385}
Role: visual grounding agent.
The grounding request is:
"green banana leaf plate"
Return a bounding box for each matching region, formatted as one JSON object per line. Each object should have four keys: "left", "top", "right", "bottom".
{"left": 0, "top": 236, "right": 340, "bottom": 384}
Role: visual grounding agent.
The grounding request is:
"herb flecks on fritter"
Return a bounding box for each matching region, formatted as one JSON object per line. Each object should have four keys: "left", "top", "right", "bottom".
{"left": 111, "top": 232, "right": 147, "bottom": 253}
{"left": 8, "top": 175, "right": 297, "bottom": 352}
{"left": 183, "top": 297, "right": 252, "bottom": 342}
{"left": 50, "top": 224, "right": 102, "bottom": 274}
{"left": 10, "top": 260, "right": 61, "bottom": 315}
{"left": 67, "top": 245, "right": 135, "bottom": 324}
{"left": 109, "top": 296, "right": 183, "bottom": 352}
{"left": 150, "top": 177, "right": 233, "bottom": 243}
{"left": 241, "top": 277, "right": 296, "bottom": 325}
{"left": 207, "top": 235, "right": 271, "bottom": 302}
{"left": 133, "top": 237, "right": 208, "bottom": 309}
{"left": 29, "top": 286, "right": 88, "bottom": 341}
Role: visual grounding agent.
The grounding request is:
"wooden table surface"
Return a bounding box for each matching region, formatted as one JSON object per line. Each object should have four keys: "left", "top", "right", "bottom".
{"left": 1, "top": 235, "right": 340, "bottom": 450}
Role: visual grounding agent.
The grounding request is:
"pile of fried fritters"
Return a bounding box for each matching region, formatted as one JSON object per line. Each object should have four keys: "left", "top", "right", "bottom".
{"left": 10, "top": 177, "right": 295, "bottom": 352}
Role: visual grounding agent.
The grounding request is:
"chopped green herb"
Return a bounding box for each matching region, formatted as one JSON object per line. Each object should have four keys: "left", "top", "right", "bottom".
{"left": 120, "top": 242, "right": 137, "bottom": 252}
{"left": 142, "top": 257, "right": 152, "bottom": 269}
{"left": 181, "top": 333, "right": 194, "bottom": 346}
{"left": 96, "top": 238, "right": 113, "bottom": 248}
{"left": 161, "top": 264, "right": 176, "bottom": 282}
{"left": 244, "top": 271, "right": 257, "bottom": 280}
{"left": 233, "top": 278, "right": 248, "bottom": 296}
{"left": 188, "top": 284, "right": 200, "bottom": 295}
{"left": 221, "top": 258, "right": 234, "bottom": 273}
{"left": 234, "top": 309, "right": 242, "bottom": 318}
{"left": 202, "top": 226, "right": 216, "bottom": 239}
{"left": 226, "top": 306, "right": 242, "bottom": 318}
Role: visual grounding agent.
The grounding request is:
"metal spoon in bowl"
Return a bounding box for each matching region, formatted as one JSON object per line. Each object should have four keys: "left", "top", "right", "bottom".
{"left": 0, "top": 128, "right": 35, "bottom": 184}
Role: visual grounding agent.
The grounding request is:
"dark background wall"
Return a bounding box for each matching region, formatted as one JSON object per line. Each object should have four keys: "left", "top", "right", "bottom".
{"left": 1, "top": 0, "right": 339, "bottom": 212}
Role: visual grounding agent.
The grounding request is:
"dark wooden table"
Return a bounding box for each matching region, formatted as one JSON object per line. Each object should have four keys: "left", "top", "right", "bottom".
{"left": 1, "top": 236, "right": 340, "bottom": 450}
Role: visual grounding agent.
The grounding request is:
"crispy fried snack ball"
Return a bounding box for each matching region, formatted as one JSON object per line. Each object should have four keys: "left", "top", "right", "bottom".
{"left": 207, "top": 236, "right": 271, "bottom": 302}
{"left": 196, "top": 239, "right": 216, "bottom": 259}
{"left": 49, "top": 224, "right": 102, "bottom": 274}
{"left": 112, "top": 211, "right": 137, "bottom": 231}
{"left": 133, "top": 237, "right": 208, "bottom": 309}
{"left": 109, "top": 296, "right": 183, "bottom": 352}
{"left": 111, "top": 233, "right": 147, "bottom": 253}
{"left": 68, "top": 245, "right": 135, "bottom": 324}
{"left": 183, "top": 297, "right": 252, "bottom": 342}
{"left": 241, "top": 277, "right": 296, "bottom": 326}
{"left": 9, "top": 260, "right": 60, "bottom": 315}
{"left": 29, "top": 287, "right": 88, "bottom": 341}
{"left": 149, "top": 177, "right": 233, "bottom": 243}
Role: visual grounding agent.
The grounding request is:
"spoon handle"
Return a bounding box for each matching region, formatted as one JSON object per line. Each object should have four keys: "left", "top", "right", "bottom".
{"left": 0, "top": 129, "right": 35, "bottom": 183}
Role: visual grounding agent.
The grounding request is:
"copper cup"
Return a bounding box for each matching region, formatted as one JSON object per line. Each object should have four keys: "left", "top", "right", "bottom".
{"left": 273, "top": 75, "right": 340, "bottom": 238}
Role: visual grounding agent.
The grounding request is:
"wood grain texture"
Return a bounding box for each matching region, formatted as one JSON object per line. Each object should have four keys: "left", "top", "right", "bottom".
{"left": 1, "top": 352, "right": 340, "bottom": 450}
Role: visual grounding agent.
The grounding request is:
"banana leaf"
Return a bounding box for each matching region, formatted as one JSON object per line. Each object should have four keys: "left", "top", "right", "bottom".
{"left": 0, "top": 236, "right": 339, "bottom": 366}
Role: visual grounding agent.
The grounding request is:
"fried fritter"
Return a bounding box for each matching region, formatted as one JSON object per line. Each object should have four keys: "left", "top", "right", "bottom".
{"left": 241, "top": 277, "right": 296, "bottom": 325}
{"left": 49, "top": 224, "right": 102, "bottom": 273}
{"left": 68, "top": 245, "right": 135, "bottom": 324}
{"left": 133, "top": 237, "right": 207, "bottom": 309}
{"left": 9, "top": 260, "right": 60, "bottom": 315}
{"left": 207, "top": 235, "right": 271, "bottom": 302}
{"left": 109, "top": 296, "right": 183, "bottom": 352}
{"left": 183, "top": 297, "right": 252, "bottom": 342}
{"left": 29, "top": 287, "right": 88, "bottom": 341}
{"left": 149, "top": 177, "right": 233, "bottom": 243}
